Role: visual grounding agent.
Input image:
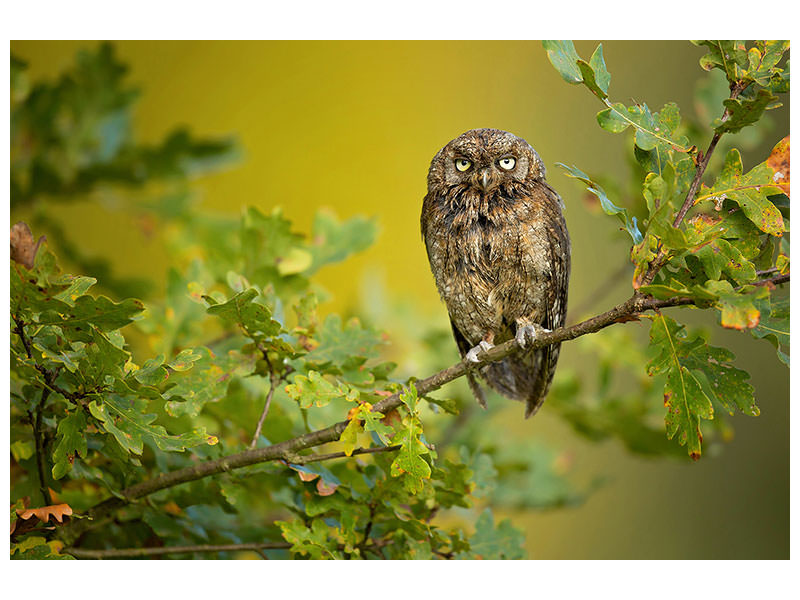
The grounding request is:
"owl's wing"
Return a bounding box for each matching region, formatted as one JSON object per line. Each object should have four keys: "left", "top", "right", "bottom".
{"left": 524, "top": 183, "right": 570, "bottom": 417}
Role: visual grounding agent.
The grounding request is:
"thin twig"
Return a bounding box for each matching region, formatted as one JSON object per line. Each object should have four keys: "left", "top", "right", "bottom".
{"left": 250, "top": 373, "right": 280, "bottom": 449}
{"left": 64, "top": 542, "right": 292, "bottom": 559}
{"left": 15, "top": 316, "right": 54, "bottom": 505}
{"left": 31, "top": 393, "right": 53, "bottom": 506}
{"left": 13, "top": 316, "right": 33, "bottom": 359}
{"left": 54, "top": 276, "right": 787, "bottom": 546}
{"left": 290, "top": 444, "right": 401, "bottom": 465}
{"left": 751, "top": 273, "right": 790, "bottom": 288}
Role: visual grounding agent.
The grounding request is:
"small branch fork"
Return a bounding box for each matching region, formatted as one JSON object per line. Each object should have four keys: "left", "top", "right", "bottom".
{"left": 54, "top": 272, "right": 789, "bottom": 547}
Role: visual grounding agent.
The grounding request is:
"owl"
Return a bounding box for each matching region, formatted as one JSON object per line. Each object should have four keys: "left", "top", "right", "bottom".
{"left": 421, "top": 128, "right": 570, "bottom": 418}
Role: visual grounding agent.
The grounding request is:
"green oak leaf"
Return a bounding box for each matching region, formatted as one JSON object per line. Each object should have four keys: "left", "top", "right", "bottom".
{"left": 307, "top": 210, "right": 377, "bottom": 274}
{"left": 432, "top": 459, "right": 473, "bottom": 509}
{"left": 52, "top": 410, "right": 88, "bottom": 479}
{"left": 52, "top": 275, "right": 97, "bottom": 305}
{"left": 89, "top": 396, "right": 217, "bottom": 455}
{"left": 206, "top": 288, "right": 282, "bottom": 342}
{"left": 748, "top": 41, "right": 790, "bottom": 86}
{"left": 542, "top": 40, "right": 583, "bottom": 84}
{"left": 422, "top": 394, "right": 459, "bottom": 415}
{"left": 390, "top": 390, "right": 431, "bottom": 494}
{"left": 750, "top": 295, "right": 789, "bottom": 365}
{"left": 694, "top": 40, "right": 749, "bottom": 81}
{"left": 694, "top": 237, "right": 757, "bottom": 284}
{"left": 168, "top": 347, "right": 205, "bottom": 371}
{"left": 277, "top": 518, "right": 340, "bottom": 559}
{"left": 241, "top": 206, "right": 306, "bottom": 278}
{"left": 285, "top": 370, "right": 359, "bottom": 409}
{"left": 164, "top": 346, "right": 244, "bottom": 418}
{"left": 11, "top": 537, "right": 74, "bottom": 560}
{"left": 596, "top": 101, "right": 690, "bottom": 155}
{"left": 133, "top": 354, "right": 169, "bottom": 386}
{"left": 713, "top": 88, "right": 780, "bottom": 134}
{"left": 460, "top": 448, "right": 498, "bottom": 499}
{"left": 11, "top": 440, "right": 34, "bottom": 461}
{"left": 543, "top": 41, "right": 610, "bottom": 99}
{"left": 455, "top": 509, "right": 526, "bottom": 560}
{"left": 37, "top": 294, "right": 144, "bottom": 340}
{"left": 77, "top": 327, "right": 131, "bottom": 386}
{"left": 695, "top": 149, "right": 785, "bottom": 236}
{"left": 356, "top": 403, "right": 394, "bottom": 445}
{"left": 302, "top": 314, "right": 384, "bottom": 366}
{"left": 647, "top": 314, "right": 758, "bottom": 459}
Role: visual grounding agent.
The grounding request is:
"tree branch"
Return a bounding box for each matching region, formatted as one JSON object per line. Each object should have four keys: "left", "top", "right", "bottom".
{"left": 64, "top": 542, "right": 291, "bottom": 559}
{"left": 54, "top": 277, "right": 788, "bottom": 546}
{"left": 15, "top": 316, "right": 55, "bottom": 505}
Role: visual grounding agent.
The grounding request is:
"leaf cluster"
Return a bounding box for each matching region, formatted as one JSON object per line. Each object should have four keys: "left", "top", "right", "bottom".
{"left": 545, "top": 40, "right": 789, "bottom": 458}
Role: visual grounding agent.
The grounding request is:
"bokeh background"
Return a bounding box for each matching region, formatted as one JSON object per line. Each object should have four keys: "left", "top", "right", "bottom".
{"left": 10, "top": 40, "right": 789, "bottom": 559}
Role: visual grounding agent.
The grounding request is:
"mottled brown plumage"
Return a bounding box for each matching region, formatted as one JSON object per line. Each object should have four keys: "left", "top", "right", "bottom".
{"left": 421, "top": 128, "right": 570, "bottom": 417}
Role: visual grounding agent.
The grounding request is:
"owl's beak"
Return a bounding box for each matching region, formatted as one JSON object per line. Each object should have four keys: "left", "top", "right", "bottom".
{"left": 477, "top": 168, "right": 496, "bottom": 192}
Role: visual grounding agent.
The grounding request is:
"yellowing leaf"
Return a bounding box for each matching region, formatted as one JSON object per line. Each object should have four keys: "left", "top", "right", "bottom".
{"left": 766, "top": 135, "right": 790, "bottom": 197}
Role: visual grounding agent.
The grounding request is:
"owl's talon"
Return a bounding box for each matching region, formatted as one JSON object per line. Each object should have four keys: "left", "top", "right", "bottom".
{"left": 515, "top": 324, "right": 551, "bottom": 349}
{"left": 465, "top": 340, "right": 494, "bottom": 363}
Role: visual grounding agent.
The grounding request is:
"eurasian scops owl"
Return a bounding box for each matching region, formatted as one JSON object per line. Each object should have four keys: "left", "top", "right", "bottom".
{"left": 421, "top": 128, "right": 571, "bottom": 417}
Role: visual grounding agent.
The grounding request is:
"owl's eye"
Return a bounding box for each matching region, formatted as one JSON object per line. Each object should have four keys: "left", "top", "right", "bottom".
{"left": 454, "top": 158, "right": 472, "bottom": 172}
{"left": 498, "top": 157, "right": 516, "bottom": 170}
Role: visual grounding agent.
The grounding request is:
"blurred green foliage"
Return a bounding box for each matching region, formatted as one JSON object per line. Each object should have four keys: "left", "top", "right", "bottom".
{"left": 9, "top": 41, "right": 790, "bottom": 559}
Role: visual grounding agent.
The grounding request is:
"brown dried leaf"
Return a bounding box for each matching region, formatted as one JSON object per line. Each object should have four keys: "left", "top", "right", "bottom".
{"left": 10, "top": 222, "right": 46, "bottom": 269}
{"left": 297, "top": 471, "right": 319, "bottom": 482}
{"left": 17, "top": 503, "right": 73, "bottom": 524}
{"left": 381, "top": 408, "right": 402, "bottom": 428}
{"left": 163, "top": 501, "right": 183, "bottom": 516}
{"left": 288, "top": 464, "right": 319, "bottom": 482}
{"left": 315, "top": 479, "right": 338, "bottom": 496}
{"left": 614, "top": 314, "right": 641, "bottom": 324}
{"left": 766, "top": 136, "right": 790, "bottom": 197}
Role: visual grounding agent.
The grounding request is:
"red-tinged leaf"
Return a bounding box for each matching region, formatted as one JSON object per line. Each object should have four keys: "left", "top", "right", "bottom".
{"left": 766, "top": 135, "right": 790, "bottom": 197}
{"left": 316, "top": 479, "right": 338, "bottom": 496}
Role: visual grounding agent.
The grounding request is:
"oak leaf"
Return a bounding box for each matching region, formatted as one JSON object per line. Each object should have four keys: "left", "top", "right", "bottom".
{"left": 16, "top": 503, "right": 73, "bottom": 525}
{"left": 10, "top": 222, "right": 46, "bottom": 269}
{"left": 766, "top": 136, "right": 790, "bottom": 197}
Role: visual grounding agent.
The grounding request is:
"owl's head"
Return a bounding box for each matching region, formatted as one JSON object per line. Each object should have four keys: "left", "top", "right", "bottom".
{"left": 427, "top": 128, "right": 545, "bottom": 194}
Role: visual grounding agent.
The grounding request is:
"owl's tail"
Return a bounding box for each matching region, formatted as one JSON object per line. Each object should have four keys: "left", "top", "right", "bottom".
{"left": 480, "top": 344, "right": 559, "bottom": 418}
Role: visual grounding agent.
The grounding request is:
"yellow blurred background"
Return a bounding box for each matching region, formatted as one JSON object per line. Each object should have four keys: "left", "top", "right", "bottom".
{"left": 10, "top": 40, "right": 789, "bottom": 558}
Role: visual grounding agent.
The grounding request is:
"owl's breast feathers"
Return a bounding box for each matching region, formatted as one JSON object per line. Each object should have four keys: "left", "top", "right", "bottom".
{"left": 421, "top": 181, "right": 569, "bottom": 345}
